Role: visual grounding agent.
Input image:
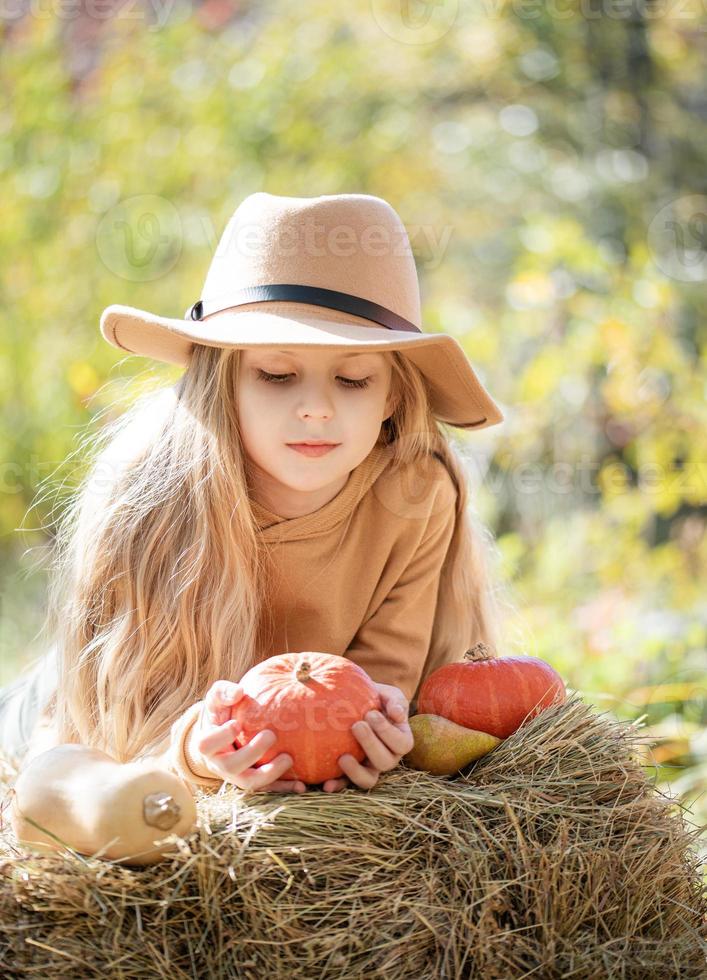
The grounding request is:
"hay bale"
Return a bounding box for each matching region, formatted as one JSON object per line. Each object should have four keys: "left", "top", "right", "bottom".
{"left": 0, "top": 693, "right": 704, "bottom": 978}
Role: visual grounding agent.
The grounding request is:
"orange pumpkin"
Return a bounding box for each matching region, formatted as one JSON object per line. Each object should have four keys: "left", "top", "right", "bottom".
{"left": 230, "top": 652, "right": 382, "bottom": 785}
{"left": 417, "top": 643, "right": 566, "bottom": 739}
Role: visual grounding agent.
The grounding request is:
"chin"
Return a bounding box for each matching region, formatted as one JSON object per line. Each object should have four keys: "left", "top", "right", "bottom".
{"left": 286, "top": 473, "right": 339, "bottom": 492}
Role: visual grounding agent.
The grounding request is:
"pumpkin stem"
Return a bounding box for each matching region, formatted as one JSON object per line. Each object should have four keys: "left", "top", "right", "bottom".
{"left": 143, "top": 792, "right": 182, "bottom": 831}
{"left": 463, "top": 642, "right": 494, "bottom": 663}
{"left": 296, "top": 660, "right": 312, "bottom": 683}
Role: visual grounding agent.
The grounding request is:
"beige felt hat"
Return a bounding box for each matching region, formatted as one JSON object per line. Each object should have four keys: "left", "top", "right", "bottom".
{"left": 100, "top": 192, "right": 504, "bottom": 431}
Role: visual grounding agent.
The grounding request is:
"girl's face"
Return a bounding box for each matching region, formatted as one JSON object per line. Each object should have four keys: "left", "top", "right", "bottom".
{"left": 237, "top": 345, "right": 395, "bottom": 518}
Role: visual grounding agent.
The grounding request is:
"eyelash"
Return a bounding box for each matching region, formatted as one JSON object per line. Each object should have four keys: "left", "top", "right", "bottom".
{"left": 256, "top": 369, "right": 371, "bottom": 389}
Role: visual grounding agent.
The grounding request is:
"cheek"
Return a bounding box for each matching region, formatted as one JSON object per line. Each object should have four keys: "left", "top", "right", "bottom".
{"left": 335, "top": 392, "right": 383, "bottom": 420}
{"left": 365, "top": 384, "right": 392, "bottom": 413}
{"left": 236, "top": 385, "right": 275, "bottom": 440}
{"left": 239, "top": 381, "right": 281, "bottom": 414}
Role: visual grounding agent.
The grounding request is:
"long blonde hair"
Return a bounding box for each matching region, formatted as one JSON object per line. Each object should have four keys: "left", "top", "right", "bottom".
{"left": 43, "top": 343, "right": 515, "bottom": 762}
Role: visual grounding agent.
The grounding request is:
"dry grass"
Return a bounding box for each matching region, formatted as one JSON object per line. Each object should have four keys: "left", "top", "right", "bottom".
{"left": 0, "top": 693, "right": 704, "bottom": 979}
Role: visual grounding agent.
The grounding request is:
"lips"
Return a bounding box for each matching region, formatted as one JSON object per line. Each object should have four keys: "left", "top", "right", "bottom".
{"left": 287, "top": 443, "right": 339, "bottom": 457}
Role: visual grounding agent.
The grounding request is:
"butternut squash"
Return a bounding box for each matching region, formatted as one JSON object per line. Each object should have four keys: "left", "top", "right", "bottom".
{"left": 8, "top": 744, "right": 198, "bottom": 867}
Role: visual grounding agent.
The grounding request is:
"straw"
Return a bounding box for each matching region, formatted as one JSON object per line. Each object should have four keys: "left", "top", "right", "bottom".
{"left": 0, "top": 692, "right": 704, "bottom": 978}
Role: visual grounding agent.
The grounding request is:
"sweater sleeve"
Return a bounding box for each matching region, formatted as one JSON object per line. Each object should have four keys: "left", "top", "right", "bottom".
{"left": 345, "top": 486, "right": 457, "bottom": 704}
{"left": 164, "top": 700, "right": 224, "bottom": 790}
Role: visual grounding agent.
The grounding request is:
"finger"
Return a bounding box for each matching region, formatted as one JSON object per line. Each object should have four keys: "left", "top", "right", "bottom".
{"left": 388, "top": 701, "right": 408, "bottom": 723}
{"left": 208, "top": 746, "right": 291, "bottom": 787}
{"left": 352, "top": 719, "right": 400, "bottom": 770}
{"left": 197, "top": 718, "right": 244, "bottom": 758}
{"left": 204, "top": 682, "right": 244, "bottom": 726}
{"left": 232, "top": 729, "right": 281, "bottom": 768}
{"left": 374, "top": 684, "right": 410, "bottom": 723}
{"left": 235, "top": 753, "right": 296, "bottom": 792}
{"left": 366, "top": 710, "right": 412, "bottom": 751}
{"left": 375, "top": 719, "right": 413, "bottom": 758}
{"left": 322, "top": 776, "right": 349, "bottom": 793}
{"left": 339, "top": 754, "right": 379, "bottom": 789}
{"left": 200, "top": 726, "right": 276, "bottom": 774}
{"left": 379, "top": 696, "right": 409, "bottom": 724}
{"left": 257, "top": 779, "right": 307, "bottom": 794}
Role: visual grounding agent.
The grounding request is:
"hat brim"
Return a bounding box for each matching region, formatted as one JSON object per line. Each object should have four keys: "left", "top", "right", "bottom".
{"left": 100, "top": 302, "right": 504, "bottom": 431}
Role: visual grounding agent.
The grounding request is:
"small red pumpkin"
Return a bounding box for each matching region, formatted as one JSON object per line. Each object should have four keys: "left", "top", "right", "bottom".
{"left": 230, "top": 652, "right": 382, "bottom": 785}
{"left": 417, "top": 643, "right": 566, "bottom": 739}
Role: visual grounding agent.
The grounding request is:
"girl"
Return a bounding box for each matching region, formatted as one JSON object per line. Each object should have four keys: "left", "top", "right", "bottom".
{"left": 1, "top": 191, "right": 508, "bottom": 800}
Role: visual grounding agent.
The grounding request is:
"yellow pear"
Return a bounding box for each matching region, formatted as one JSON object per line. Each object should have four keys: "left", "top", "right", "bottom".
{"left": 404, "top": 714, "right": 502, "bottom": 776}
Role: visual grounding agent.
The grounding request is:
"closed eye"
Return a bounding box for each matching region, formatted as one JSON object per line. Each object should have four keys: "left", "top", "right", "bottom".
{"left": 256, "top": 369, "right": 371, "bottom": 389}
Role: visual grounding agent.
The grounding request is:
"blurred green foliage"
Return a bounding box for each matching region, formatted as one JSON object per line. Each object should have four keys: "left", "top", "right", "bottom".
{"left": 1, "top": 4, "right": 704, "bottom": 836}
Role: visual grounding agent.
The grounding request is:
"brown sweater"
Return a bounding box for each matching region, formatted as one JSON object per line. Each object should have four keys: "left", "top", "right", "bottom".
{"left": 165, "top": 443, "right": 460, "bottom": 790}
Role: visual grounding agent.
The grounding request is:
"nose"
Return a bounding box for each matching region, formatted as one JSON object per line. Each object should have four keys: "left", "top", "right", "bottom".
{"left": 296, "top": 380, "right": 335, "bottom": 421}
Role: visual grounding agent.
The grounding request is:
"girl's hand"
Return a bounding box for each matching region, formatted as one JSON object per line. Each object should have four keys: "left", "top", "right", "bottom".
{"left": 195, "top": 681, "right": 307, "bottom": 794}
{"left": 322, "top": 682, "right": 414, "bottom": 793}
